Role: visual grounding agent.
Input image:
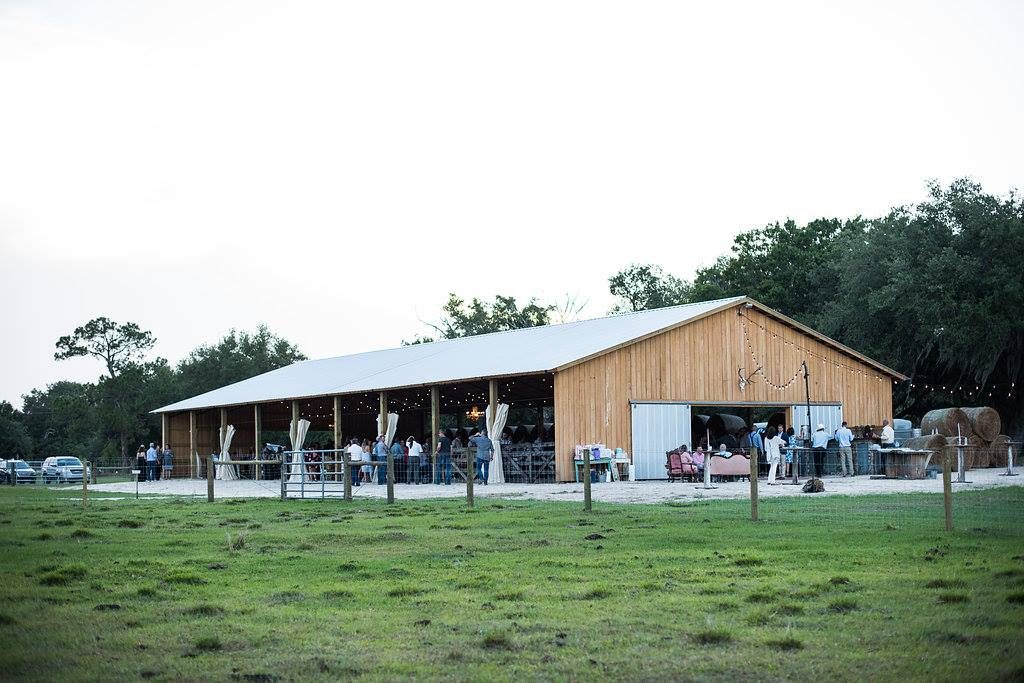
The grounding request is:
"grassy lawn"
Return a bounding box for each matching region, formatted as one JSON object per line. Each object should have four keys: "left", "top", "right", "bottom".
{"left": 1, "top": 486, "right": 1022, "bottom": 682}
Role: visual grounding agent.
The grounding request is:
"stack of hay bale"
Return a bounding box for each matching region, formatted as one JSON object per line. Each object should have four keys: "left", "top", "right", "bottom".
{"left": 918, "top": 407, "right": 1009, "bottom": 469}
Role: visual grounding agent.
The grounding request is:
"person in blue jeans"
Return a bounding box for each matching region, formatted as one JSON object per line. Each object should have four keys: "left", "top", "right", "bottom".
{"left": 145, "top": 443, "right": 158, "bottom": 482}
{"left": 469, "top": 430, "right": 494, "bottom": 485}
{"left": 434, "top": 433, "right": 452, "bottom": 485}
{"left": 372, "top": 436, "right": 388, "bottom": 485}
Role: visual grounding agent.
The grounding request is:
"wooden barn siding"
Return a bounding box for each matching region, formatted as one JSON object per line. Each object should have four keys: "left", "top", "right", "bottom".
{"left": 553, "top": 307, "right": 893, "bottom": 480}
{"left": 167, "top": 412, "right": 191, "bottom": 474}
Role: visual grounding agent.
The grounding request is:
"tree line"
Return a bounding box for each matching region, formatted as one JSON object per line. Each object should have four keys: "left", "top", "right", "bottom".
{"left": 1, "top": 178, "right": 1020, "bottom": 460}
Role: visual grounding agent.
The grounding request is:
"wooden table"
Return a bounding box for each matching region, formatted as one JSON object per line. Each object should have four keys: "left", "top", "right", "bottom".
{"left": 879, "top": 448, "right": 933, "bottom": 479}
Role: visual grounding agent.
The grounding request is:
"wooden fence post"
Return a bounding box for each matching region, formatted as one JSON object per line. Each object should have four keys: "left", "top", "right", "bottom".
{"left": 943, "top": 451, "right": 953, "bottom": 531}
{"left": 583, "top": 449, "right": 592, "bottom": 513}
{"left": 279, "top": 456, "right": 286, "bottom": 500}
{"left": 82, "top": 461, "right": 89, "bottom": 510}
{"left": 466, "top": 448, "right": 474, "bottom": 509}
{"left": 749, "top": 449, "right": 759, "bottom": 521}
{"left": 207, "top": 455, "right": 215, "bottom": 503}
{"left": 386, "top": 449, "right": 395, "bottom": 504}
{"left": 343, "top": 452, "right": 352, "bottom": 502}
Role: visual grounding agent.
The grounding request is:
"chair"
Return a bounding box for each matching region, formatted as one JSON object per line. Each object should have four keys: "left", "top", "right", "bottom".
{"left": 666, "top": 452, "right": 685, "bottom": 482}
{"left": 679, "top": 452, "right": 699, "bottom": 482}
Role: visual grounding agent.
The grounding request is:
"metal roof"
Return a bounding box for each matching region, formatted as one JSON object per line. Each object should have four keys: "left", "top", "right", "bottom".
{"left": 153, "top": 295, "right": 904, "bottom": 413}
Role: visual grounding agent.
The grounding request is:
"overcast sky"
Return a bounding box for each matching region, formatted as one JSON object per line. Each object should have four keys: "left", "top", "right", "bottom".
{"left": 1, "top": 0, "right": 1021, "bottom": 407}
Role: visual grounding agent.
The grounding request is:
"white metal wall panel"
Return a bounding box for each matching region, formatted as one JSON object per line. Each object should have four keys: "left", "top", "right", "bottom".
{"left": 791, "top": 404, "right": 843, "bottom": 439}
{"left": 630, "top": 403, "right": 692, "bottom": 480}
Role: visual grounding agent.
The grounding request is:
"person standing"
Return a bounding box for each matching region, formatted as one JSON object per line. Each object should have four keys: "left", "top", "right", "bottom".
{"left": 162, "top": 445, "right": 174, "bottom": 480}
{"left": 810, "top": 424, "right": 830, "bottom": 477}
{"left": 879, "top": 419, "right": 896, "bottom": 475}
{"left": 406, "top": 436, "right": 423, "bottom": 484}
{"left": 469, "top": 430, "right": 494, "bottom": 484}
{"left": 135, "top": 445, "right": 146, "bottom": 482}
{"left": 434, "top": 431, "right": 452, "bottom": 485}
{"left": 145, "top": 443, "right": 158, "bottom": 482}
{"left": 372, "top": 436, "right": 388, "bottom": 484}
{"left": 835, "top": 421, "right": 855, "bottom": 477}
{"left": 345, "top": 438, "right": 363, "bottom": 487}
{"left": 764, "top": 426, "right": 783, "bottom": 484}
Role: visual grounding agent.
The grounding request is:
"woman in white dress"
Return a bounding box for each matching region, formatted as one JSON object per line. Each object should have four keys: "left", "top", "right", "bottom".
{"left": 765, "top": 426, "right": 783, "bottom": 485}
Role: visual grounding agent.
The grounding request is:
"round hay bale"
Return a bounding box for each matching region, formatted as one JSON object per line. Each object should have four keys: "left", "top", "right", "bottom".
{"left": 920, "top": 408, "right": 972, "bottom": 438}
{"left": 707, "top": 413, "right": 748, "bottom": 437}
{"left": 961, "top": 407, "right": 1001, "bottom": 441}
{"left": 987, "top": 435, "right": 1011, "bottom": 468}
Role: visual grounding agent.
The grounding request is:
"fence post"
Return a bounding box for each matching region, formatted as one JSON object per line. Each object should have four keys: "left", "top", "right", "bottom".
{"left": 466, "top": 448, "right": 474, "bottom": 509}
{"left": 582, "top": 448, "right": 592, "bottom": 512}
{"left": 82, "top": 461, "right": 89, "bottom": 510}
{"left": 386, "top": 449, "right": 395, "bottom": 504}
{"left": 749, "top": 450, "right": 759, "bottom": 521}
{"left": 343, "top": 453, "right": 352, "bottom": 502}
{"left": 943, "top": 451, "right": 953, "bottom": 531}
{"left": 279, "top": 456, "right": 286, "bottom": 500}
{"left": 207, "top": 455, "right": 215, "bottom": 503}
{"left": 91, "top": 463, "right": 97, "bottom": 485}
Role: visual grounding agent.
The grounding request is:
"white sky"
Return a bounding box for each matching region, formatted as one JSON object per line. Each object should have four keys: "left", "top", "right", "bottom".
{"left": 1, "top": 0, "right": 1021, "bottom": 407}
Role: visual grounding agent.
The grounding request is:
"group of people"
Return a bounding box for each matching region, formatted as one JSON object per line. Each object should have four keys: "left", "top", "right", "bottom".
{"left": 135, "top": 442, "right": 173, "bottom": 481}
{"left": 298, "top": 428, "right": 497, "bottom": 486}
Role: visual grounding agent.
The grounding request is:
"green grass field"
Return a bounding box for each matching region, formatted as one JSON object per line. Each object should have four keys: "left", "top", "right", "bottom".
{"left": 1, "top": 485, "right": 1022, "bottom": 682}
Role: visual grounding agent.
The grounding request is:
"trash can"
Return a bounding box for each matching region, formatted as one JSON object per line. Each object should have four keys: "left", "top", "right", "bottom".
{"left": 855, "top": 442, "right": 870, "bottom": 474}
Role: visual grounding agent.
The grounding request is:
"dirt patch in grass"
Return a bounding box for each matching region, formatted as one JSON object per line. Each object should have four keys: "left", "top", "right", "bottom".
{"left": 766, "top": 637, "right": 804, "bottom": 651}
{"left": 39, "top": 564, "right": 87, "bottom": 586}
{"left": 184, "top": 603, "right": 225, "bottom": 616}
{"left": 827, "top": 598, "right": 858, "bottom": 613}
{"left": 192, "top": 636, "right": 222, "bottom": 652}
{"left": 694, "top": 629, "right": 733, "bottom": 645}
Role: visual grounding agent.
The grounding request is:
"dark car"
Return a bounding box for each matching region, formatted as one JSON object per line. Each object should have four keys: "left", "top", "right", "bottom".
{"left": 0, "top": 460, "right": 37, "bottom": 484}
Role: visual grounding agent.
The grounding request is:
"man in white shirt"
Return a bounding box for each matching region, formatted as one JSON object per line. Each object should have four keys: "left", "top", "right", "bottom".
{"left": 878, "top": 419, "right": 896, "bottom": 475}
{"left": 810, "top": 424, "right": 830, "bottom": 477}
{"left": 835, "top": 421, "right": 855, "bottom": 477}
{"left": 346, "top": 438, "right": 364, "bottom": 488}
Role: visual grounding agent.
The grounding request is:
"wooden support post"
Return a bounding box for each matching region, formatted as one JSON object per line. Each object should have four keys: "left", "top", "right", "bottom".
{"left": 280, "top": 453, "right": 287, "bottom": 500}
{"left": 189, "top": 410, "right": 196, "bottom": 479}
{"left": 943, "top": 451, "right": 953, "bottom": 531}
{"left": 381, "top": 392, "right": 394, "bottom": 504}
{"left": 333, "top": 397, "right": 342, "bottom": 484}
{"left": 343, "top": 451, "right": 352, "bottom": 502}
{"left": 582, "top": 448, "right": 592, "bottom": 512}
{"left": 430, "top": 387, "right": 440, "bottom": 484}
{"left": 749, "top": 447, "right": 759, "bottom": 522}
{"left": 82, "top": 461, "right": 88, "bottom": 510}
{"left": 254, "top": 404, "right": 262, "bottom": 481}
{"left": 207, "top": 454, "right": 215, "bottom": 503}
{"left": 161, "top": 414, "right": 168, "bottom": 453}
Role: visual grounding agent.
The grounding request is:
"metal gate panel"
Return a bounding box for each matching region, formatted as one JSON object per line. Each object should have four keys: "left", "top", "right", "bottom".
{"left": 630, "top": 403, "right": 691, "bottom": 480}
{"left": 791, "top": 404, "right": 843, "bottom": 440}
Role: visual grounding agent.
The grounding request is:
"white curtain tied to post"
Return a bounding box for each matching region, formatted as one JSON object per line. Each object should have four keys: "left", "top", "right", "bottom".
{"left": 376, "top": 413, "right": 399, "bottom": 447}
{"left": 216, "top": 425, "right": 238, "bottom": 480}
{"left": 486, "top": 403, "right": 510, "bottom": 484}
{"left": 288, "top": 418, "right": 311, "bottom": 484}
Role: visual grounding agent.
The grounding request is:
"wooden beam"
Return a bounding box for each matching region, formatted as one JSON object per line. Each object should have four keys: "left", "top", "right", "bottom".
{"left": 430, "top": 386, "right": 440, "bottom": 482}
{"left": 291, "top": 400, "right": 299, "bottom": 435}
{"left": 333, "top": 396, "right": 342, "bottom": 483}
{"left": 381, "top": 392, "right": 393, "bottom": 503}
{"left": 488, "top": 379, "right": 498, "bottom": 430}
{"left": 161, "top": 413, "right": 168, "bottom": 451}
{"left": 189, "top": 410, "right": 196, "bottom": 479}
{"left": 254, "top": 404, "right": 262, "bottom": 481}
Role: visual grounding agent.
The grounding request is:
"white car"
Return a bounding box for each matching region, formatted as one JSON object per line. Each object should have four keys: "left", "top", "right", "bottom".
{"left": 41, "top": 456, "right": 89, "bottom": 484}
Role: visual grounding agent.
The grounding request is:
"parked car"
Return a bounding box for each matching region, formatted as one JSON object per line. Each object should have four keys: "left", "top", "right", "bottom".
{"left": 41, "top": 456, "right": 88, "bottom": 484}
{"left": 0, "top": 460, "right": 36, "bottom": 484}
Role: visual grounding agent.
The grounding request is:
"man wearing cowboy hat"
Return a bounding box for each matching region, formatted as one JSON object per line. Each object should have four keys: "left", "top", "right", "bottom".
{"left": 810, "top": 423, "right": 830, "bottom": 478}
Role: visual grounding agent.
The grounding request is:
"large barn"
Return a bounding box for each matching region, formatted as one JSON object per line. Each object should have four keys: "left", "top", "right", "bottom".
{"left": 153, "top": 296, "right": 905, "bottom": 482}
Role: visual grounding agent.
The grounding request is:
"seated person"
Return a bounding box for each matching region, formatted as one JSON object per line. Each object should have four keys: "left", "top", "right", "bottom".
{"left": 691, "top": 446, "right": 706, "bottom": 474}
{"left": 716, "top": 443, "right": 732, "bottom": 457}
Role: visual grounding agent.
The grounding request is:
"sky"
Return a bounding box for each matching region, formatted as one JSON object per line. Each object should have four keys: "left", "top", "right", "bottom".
{"left": 1, "top": 0, "right": 1022, "bottom": 407}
